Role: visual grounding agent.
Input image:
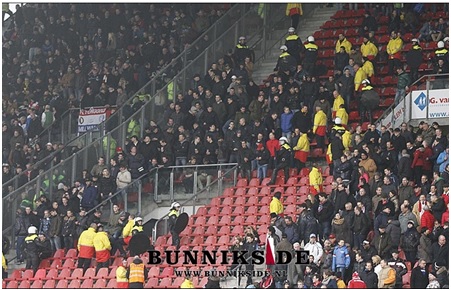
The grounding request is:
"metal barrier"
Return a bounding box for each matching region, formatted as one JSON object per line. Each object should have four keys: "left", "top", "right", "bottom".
{"left": 2, "top": 3, "right": 283, "bottom": 253}
{"left": 376, "top": 74, "right": 449, "bottom": 128}
{"left": 152, "top": 164, "right": 238, "bottom": 243}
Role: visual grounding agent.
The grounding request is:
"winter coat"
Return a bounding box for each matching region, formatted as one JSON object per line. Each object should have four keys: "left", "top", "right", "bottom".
{"left": 270, "top": 197, "right": 284, "bottom": 215}
{"left": 361, "top": 86, "right": 380, "bottom": 110}
{"left": 418, "top": 234, "right": 433, "bottom": 263}
{"left": 406, "top": 45, "right": 423, "bottom": 69}
{"left": 331, "top": 217, "right": 352, "bottom": 244}
{"left": 386, "top": 220, "right": 401, "bottom": 246}
{"left": 360, "top": 269, "right": 378, "bottom": 289}
{"left": 332, "top": 245, "right": 350, "bottom": 271}
{"left": 401, "top": 227, "right": 420, "bottom": 252}
{"left": 80, "top": 185, "right": 98, "bottom": 210}
{"left": 371, "top": 232, "right": 392, "bottom": 258}
{"left": 399, "top": 211, "right": 417, "bottom": 234}
{"left": 421, "top": 210, "right": 435, "bottom": 232}
{"left": 78, "top": 227, "right": 96, "bottom": 258}
{"left": 299, "top": 211, "right": 320, "bottom": 242}
{"left": 410, "top": 266, "right": 429, "bottom": 289}
{"left": 352, "top": 213, "right": 370, "bottom": 236}
{"left": 397, "top": 72, "right": 411, "bottom": 90}
{"left": 280, "top": 111, "right": 294, "bottom": 133}
{"left": 432, "top": 242, "right": 449, "bottom": 269}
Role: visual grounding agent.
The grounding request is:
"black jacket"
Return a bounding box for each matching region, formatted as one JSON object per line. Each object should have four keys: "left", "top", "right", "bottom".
{"left": 360, "top": 269, "right": 378, "bottom": 289}
{"left": 410, "top": 266, "right": 429, "bottom": 289}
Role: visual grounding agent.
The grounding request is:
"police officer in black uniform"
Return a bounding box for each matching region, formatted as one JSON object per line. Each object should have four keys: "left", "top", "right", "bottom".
{"left": 23, "top": 226, "right": 39, "bottom": 274}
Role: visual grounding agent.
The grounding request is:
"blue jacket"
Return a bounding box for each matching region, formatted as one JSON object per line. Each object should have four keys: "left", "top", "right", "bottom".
{"left": 280, "top": 111, "right": 294, "bottom": 133}
{"left": 81, "top": 185, "right": 98, "bottom": 210}
{"left": 283, "top": 224, "right": 300, "bottom": 244}
{"left": 437, "top": 151, "right": 449, "bottom": 173}
{"left": 332, "top": 245, "right": 350, "bottom": 271}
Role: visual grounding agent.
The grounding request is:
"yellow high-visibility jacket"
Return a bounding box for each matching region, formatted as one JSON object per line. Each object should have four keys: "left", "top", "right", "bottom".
{"left": 269, "top": 197, "right": 284, "bottom": 215}
{"left": 360, "top": 42, "right": 378, "bottom": 57}
{"left": 335, "top": 38, "right": 352, "bottom": 54}
{"left": 309, "top": 167, "right": 323, "bottom": 191}
{"left": 336, "top": 108, "right": 348, "bottom": 126}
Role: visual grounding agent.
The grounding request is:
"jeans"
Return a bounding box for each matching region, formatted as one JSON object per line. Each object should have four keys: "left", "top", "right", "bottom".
{"left": 320, "top": 221, "right": 331, "bottom": 241}
{"left": 16, "top": 236, "right": 26, "bottom": 262}
{"left": 335, "top": 267, "right": 346, "bottom": 279}
{"left": 50, "top": 236, "right": 62, "bottom": 251}
{"left": 257, "top": 164, "right": 268, "bottom": 181}
{"left": 395, "top": 88, "right": 406, "bottom": 106}
{"left": 353, "top": 233, "right": 365, "bottom": 250}
{"left": 175, "top": 157, "right": 187, "bottom": 167}
{"left": 63, "top": 236, "right": 74, "bottom": 249}
{"left": 282, "top": 132, "right": 292, "bottom": 144}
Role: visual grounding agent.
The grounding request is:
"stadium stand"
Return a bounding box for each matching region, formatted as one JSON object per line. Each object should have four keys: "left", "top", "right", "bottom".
{"left": 3, "top": 2, "right": 449, "bottom": 289}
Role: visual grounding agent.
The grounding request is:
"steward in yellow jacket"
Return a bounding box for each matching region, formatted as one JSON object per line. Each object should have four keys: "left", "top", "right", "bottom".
{"left": 387, "top": 32, "right": 403, "bottom": 60}
{"left": 180, "top": 277, "right": 195, "bottom": 288}
{"left": 127, "top": 256, "right": 148, "bottom": 288}
{"left": 77, "top": 223, "right": 97, "bottom": 273}
{"left": 122, "top": 215, "right": 135, "bottom": 245}
{"left": 116, "top": 260, "right": 129, "bottom": 288}
{"left": 78, "top": 224, "right": 97, "bottom": 258}
{"left": 313, "top": 108, "right": 327, "bottom": 137}
{"left": 336, "top": 105, "right": 348, "bottom": 126}
{"left": 309, "top": 164, "right": 323, "bottom": 195}
{"left": 335, "top": 34, "right": 352, "bottom": 54}
{"left": 269, "top": 191, "right": 284, "bottom": 215}
{"left": 354, "top": 65, "right": 367, "bottom": 92}
{"left": 332, "top": 91, "right": 345, "bottom": 118}
{"left": 360, "top": 37, "right": 378, "bottom": 58}
{"left": 342, "top": 130, "right": 352, "bottom": 151}
{"left": 293, "top": 132, "right": 310, "bottom": 164}
{"left": 362, "top": 58, "right": 375, "bottom": 78}
{"left": 93, "top": 225, "right": 111, "bottom": 264}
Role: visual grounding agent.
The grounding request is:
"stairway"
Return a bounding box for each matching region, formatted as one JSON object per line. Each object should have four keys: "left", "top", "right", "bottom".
{"left": 252, "top": 6, "right": 338, "bottom": 84}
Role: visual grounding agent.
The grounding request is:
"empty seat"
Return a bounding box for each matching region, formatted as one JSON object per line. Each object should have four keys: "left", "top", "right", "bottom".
{"left": 84, "top": 268, "right": 96, "bottom": 279}
{"left": 42, "top": 280, "right": 55, "bottom": 289}
{"left": 66, "top": 248, "right": 78, "bottom": 259}
{"left": 80, "top": 279, "right": 93, "bottom": 288}
{"left": 161, "top": 267, "right": 174, "bottom": 277}
{"left": 93, "top": 279, "right": 107, "bottom": 288}
{"left": 249, "top": 178, "right": 260, "bottom": 187}
{"left": 53, "top": 249, "right": 65, "bottom": 259}
{"left": 145, "top": 278, "right": 158, "bottom": 288}
{"left": 206, "top": 215, "right": 219, "bottom": 226}
{"left": 30, "top": 280, "right": 43, "bottom": 289}
{"left": 34, "top": 269, "right": 46, "bottom": 279}
{"left": 68, "top": 280, "right": 81, "bottom": 288}
{"left": 71, "top": 268, "right": 84, "bottom": 279}
{"left": 62, "top": 258, "right": 75, "bottom": 268}
{"left": 55, "top": 280, "right": 68, "bottom": 289}
{"left": 218, "top": 215, "right": 231, "bottom": 226}
{"left": 148, "top": 266, "right": 160, "bottom": 278}
{"left": 107, "top": 278, "right": 117, "bottom": 288}
{"left": 7, "top": 281, "right": 18, "bottom": 289}
{"left": 96, "top": 267, "right": 109, "bottom": 278}
{"left": 203, "top": 236, "right": 217, "bottom": 246}
{"left": 18, "top": 280, "right": 31, "bottom": 289}
{"left": 217, "top": 235, "right": 231, "bottom": 245}
{"left": 22, "top": 269, "right": 34, "bottom": 279}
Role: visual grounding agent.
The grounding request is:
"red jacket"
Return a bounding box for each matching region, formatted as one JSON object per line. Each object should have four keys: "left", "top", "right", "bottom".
{"left": 421, "top": 210, "right": 435, "bottom": 232}
{"left": 348, "top": 279, "right": 367, "bottom": 288}
{"left": 411, "top": 149, "right": 425, "bottom": 168}
{"left": 266, "top": 139, "right": 280, "bottom": 157}
{"left": 442, "top": 209, "right": 449, "bottom": 226}
{"left": 423, "top": 146, "right": 433, "bottom": 171}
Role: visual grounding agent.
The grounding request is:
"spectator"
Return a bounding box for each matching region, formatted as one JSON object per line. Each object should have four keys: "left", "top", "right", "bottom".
{"left": 394, "top": 66, "right": 411, "bottom": 105}
{"left": 360, "top": 261, "right": 378, "bottom": 288}
{"left": 360, "top": 10, "right": 378, "bottom": 36}
{"left": 432, "top": 235, "right": 448, "bottom": 268}
{"left": 387, "top": 31, "right": 403, "bottom": 75}
{"left": 304, "top": 234, "right": 323, "bottom": 265}
{"left": 411, "top": 259, "right": 430, "bottom": 289}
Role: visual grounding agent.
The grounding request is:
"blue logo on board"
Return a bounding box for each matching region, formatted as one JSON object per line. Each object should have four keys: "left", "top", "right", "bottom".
{"left": 414, "top": 93, "right": 427, "bottom": 111}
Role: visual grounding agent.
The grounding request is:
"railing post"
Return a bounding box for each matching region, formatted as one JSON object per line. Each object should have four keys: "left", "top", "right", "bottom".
{"left": 426, "top": 77, "right": 430, "bottom": 119}
{"left": 169, "top": 171, "right": 174, "bottom": 202}
{"left": 138, "top": 180, "right": 142, "bottom": 214}
{"left": 71, "top": 154, "right": 77, "bottom": 186}
{"left": 233, "top": 166, "right": 238, "bottom": 186}
{"left": 218, "top": 169, "right": 223, "bottom": 198}
{"left": 193, "top": 170, "right": 198, "bottom": 196}
{"left": 263, "top": 4, "right": 268, "bottom": 60}
{"left": 140, "top": 109, "right": 145, "bottom": 138}
{"left": 154, "top": 170, "right": 159, "bottom": 202}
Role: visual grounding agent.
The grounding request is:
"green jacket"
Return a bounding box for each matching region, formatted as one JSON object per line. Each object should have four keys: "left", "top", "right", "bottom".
{"left": 397, "top": 72, "right": 411, "bottom": 90}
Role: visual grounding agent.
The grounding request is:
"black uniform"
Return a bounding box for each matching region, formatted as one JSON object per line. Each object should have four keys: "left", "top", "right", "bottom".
{"left": 269, "top": 142, "right": 292, "bottom": 185}
{"left": 23, "top": 233, "right": 39, "bottom": 274}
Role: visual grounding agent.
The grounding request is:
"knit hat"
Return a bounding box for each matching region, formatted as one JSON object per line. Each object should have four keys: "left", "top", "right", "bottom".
{"left": 352, "top": 272, "right": 360, "bottom": 279}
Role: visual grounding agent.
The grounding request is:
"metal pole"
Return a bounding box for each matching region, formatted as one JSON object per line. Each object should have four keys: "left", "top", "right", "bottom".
{"left": 71, "top": 154, "right": 77, "bottom": 186}
{"left": 170, "top": 171, "right": 174, "bottom": 202}
{"left": 233, "top": 167, "right": 238, "bottom": 186}
{"left": 263, "top": 4, "right": 267, "bottom": 60}
{"left": 140, "top": 109, "right": 145, "bottom": 138}
{"left": 154, "top": 171, "right": 159, "bottom": 202}
{"left": 426, "top": 77, "right": 430, "bottom": 119}
{"left": 138, "top": 180, "right": 142, "bottom": 214}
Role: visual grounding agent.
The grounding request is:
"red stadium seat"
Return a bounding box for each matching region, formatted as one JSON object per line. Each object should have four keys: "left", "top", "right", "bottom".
{"left": 285, "top": 204, "right": 297, "bottom": 214}
{"left": 10, "top": 270, "right": 21, "bottom": 279}
{"left": 50, "top": 268, "right": 63, "bottom": 279}
{"left": 84, "top": 268, "right": 96, "bottom": 279}
{"left": 18, "top": 280, "right": 31, "bottom": 289}
{"left": 80, "top": 279, "right": 93, "bottom": 288}
{"left": 66, "top": 248, "right": 78, "bottom": 259}
{"left": 234, "top": 188, "right": 246, "bottom": 196}
{"left": 149, "top": 266, "right": 160, "bottom": 278}
{"left": 39, "top": 259, "right": 51, "bottom": 269}
{"left": 42, "top": 280, "right": 55, "bottom": 289}
{"left": 217, "top": 235, "right": 231, "bottom": 245}
{"left": 236, "top": 178, "right": 248, "bottom": 187}
{"left": 286, "top": 177, "right": 298, "bottom": 185}
{"left": 30, "top": 280, "right": 43, "bottom": 289}
{"left": 221, "top": 197, "right": 233, "bottom": 206}
{"left": 107, "top": 279, "right": 117, "bottom": 288}
{"left": 203, "top": 236, "right": 217, "bottom": 246}
{"left": 53, "top": 249, "right": 65, "bottom": 259}
{"left": 159, "top": 277, "right": 173, "bottom": 288}
{"left": 96, "top": 267, "right": 109, "bottom": 278}
{"left": 71, "top": 268, "right": 83, "bottom": 279}
{"left": 245, "top": 215, "right": 257, "bottom": 226}
{"left": 55, "top": 280, "right": 68, "bottom": 289}
{"left": 231, "top": 225, "right": 244, "bottom": 236}
{"left": 234, "top": 197, "right": 246, "bottom": 206}
{"left": 206, "top": 216, "right": 219, "bottom": 226}
{"left": 93, "top": 279, "right": 107, "bottom": 288}
{"left": 196, "top": 207, "right": 207, "bottom": 216}
{"left": 68, "top": 280, "right": 81, "bottom": 288}
{"left": 232, "top": 206, "right": 245, "bottom": 216}
{"left": 192, "top": 236, "right": 204, "bottom": 245}
{"left": 34, "top": 269, "right": 46, "bottom": 280}
{"left": 402, "top": 272, "right": 411, "bottom": 288}
{"left": 220, "top": 207, "right": 232, "bottom": 216}
{"left": 22, "top": 270, "right": 34, "bottom": 279}
{"left": 7, "top": 281, "right": 18, "bottom": 289}
{"left": 62, "top": 258, "right": 75, "bottom": 268}
{"left": 173, "top": 277, "right": 185, "bottom": 287}
{"left": 205, "top": 226, "right": 218, "bottom": 236}
{"left": 144, "top": 278, "right": 158, "bottom": 288}
{"left": 194, "top": 216, "right": 206, "bottom": 226}
{"left": 218, "top": 226, "right": 231, "bottom": 235}
{"left": 249, "top": 178, "right": 260, "bottom": 187}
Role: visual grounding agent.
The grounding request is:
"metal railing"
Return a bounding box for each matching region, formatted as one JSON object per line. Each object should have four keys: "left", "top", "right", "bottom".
{"left": 2, "top": 3, "right": 284, "bottom": 251}
{"left": 152, "top": 164, "right": 238, "bottom": 243}
{"left": 1, "top": 3, "right": 253, "bottom": 195}
{"left": 375, "top": 73, "right": 449, "bottom": 128}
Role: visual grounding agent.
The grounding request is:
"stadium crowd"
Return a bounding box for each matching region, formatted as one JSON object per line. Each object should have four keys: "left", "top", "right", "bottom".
{"left": 2, "top": 3, "right": 231, "bottom": 193}
{"left": 3, "top": 2, "right": 450, "bottom": 289}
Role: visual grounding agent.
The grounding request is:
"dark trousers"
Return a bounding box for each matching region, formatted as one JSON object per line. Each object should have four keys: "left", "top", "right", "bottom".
{"left": 291, "top": 14, "right": 300, "bottom": 30}
{"left": 16, "top": 236, "right": 26, "bottom": 262}
{"left": 78, "top": 257, "right": 92, "bottom": 274}
{"left": 25, "top": 253, "right": 39, "bottom": 274}
{"left": 320, "top": 221, "right": 331, "bottom": 241}
{"left": 316, "top": 134, "right": 325, "bottom": 151}
{"left": 63, "top": 236, "right": 74, "bottom": 249}
{"left": 294, "top": 160, "right": 305, "bottom": 174}
{"left": 129, "top": 282, "right": 144, "bottom": 288}
{"left": 111, "top": 238, "right": 127, "bottom": 256}
{"left": 270, "top": 163, "right": 289, "bottom": 184}
{"left": 96, "top": 262, "right": 109, "bottom": 274}
{"left": 171, "top": 230, "right": 180, "bottom": 249}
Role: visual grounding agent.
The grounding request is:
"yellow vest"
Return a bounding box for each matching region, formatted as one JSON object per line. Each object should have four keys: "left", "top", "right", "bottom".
{"left": 269, "top": 197, "right": 284, "bottom": 215}
{"left": 129, "top": 263, "right": 145, "bottom": 283}
{"left": 336, "top": 108, "right": 348, "bottom": 125}
{"left": 116, "top": 266, "right": 128, "bottom": 283}
{"left": 332, "top": 95, "right": 345, "bottom": 113}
